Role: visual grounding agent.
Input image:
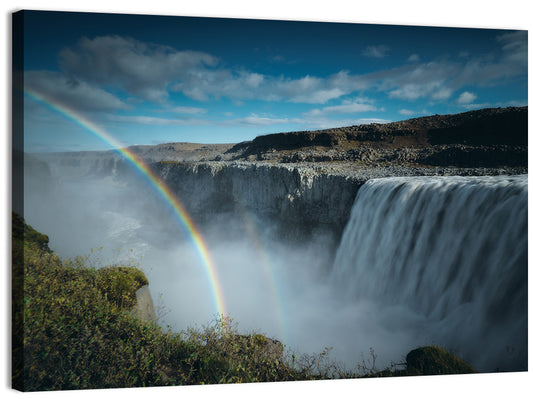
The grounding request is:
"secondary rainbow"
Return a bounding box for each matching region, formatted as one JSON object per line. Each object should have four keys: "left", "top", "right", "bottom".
{"left": 231, "top": 200, "right": 289, "bottom": 343}
{"left": 24, "top": 88, "right": 228, "bottom": 317}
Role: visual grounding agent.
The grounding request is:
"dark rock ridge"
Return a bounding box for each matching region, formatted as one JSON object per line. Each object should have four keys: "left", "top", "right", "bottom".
{"left": 225, "top": 106, "right": 527, "bottom": 167}
{"left": 35, "top": 106, "right": 527, "bottom": 171}
{"left": 274, "top": 144, "right": 526, "bottom": 167}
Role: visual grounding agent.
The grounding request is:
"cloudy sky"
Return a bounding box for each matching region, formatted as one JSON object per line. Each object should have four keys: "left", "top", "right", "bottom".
{"left": 19, "top": 10, "right": 527, "bottom": 152}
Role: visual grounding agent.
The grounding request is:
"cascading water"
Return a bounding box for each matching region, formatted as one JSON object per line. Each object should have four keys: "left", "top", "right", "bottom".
{"left": 24, "top": 152, "right": 528, "bottom": 373}
{"left": 332, "top": 175, "right": 528, "bottom": 372}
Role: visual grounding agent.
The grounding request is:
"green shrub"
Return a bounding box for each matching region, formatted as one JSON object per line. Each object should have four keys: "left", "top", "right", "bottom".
{"left": 95, "top": 266, "right": 149, "bottom": 309}
{"left": 182, "top": 315, "right": 305, "bottom": 384}
{"left": 12, "top": 213, "right": 477, "bottom": 391}
{"left": 12, "top": 212, "right": 51, "bottom": 252}
{"left": 12, "top": 214, "right": 314, "bottom": 390}
{"left": 405, "top": 346, "right": 476, "bottom": 375}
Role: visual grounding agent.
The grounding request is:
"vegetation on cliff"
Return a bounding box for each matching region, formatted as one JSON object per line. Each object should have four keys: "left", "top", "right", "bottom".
{"left": 12, "top": 213, "right": 476, "bottom": 391}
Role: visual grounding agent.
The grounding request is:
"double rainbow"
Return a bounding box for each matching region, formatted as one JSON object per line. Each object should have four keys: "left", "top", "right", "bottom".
{"left": 24, "top": 88, "right": 228, "bottom": 318}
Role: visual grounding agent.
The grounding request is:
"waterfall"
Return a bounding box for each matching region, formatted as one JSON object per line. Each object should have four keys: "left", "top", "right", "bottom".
{"left": 332, "top": 175, "right": 528, "bottom": 372}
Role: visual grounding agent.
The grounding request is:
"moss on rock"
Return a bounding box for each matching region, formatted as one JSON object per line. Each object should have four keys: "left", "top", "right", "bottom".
{"left": 12, "top": 212, "right": 51, "bottom": 252}
{"left": 406, "top": 346, "right": 476, "bottom": 375}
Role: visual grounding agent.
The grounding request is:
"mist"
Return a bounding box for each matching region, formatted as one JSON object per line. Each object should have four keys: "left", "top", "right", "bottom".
{"left": 22, "top": 157, "right": 527, "bottom": 373}
{"left": 22, "top": 160, "right": 424, "bottom": 371}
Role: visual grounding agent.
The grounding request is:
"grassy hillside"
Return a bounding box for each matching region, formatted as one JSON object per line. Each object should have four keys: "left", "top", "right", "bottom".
{"left": 12, "top": 213, "right": 475, "bottom": 391}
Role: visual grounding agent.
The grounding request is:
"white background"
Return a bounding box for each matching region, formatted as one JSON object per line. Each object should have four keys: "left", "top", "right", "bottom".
{"left": 1, "top": 1, "right": 531, "bottom": 398}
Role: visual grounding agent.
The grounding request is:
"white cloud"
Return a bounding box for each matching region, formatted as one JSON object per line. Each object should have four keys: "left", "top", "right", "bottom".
{"left": 171, "top": 70, "right": 348, "bottom": 104}
{"left": 270, "top": 75, "right": 323, "bottom": 102}
{"left": 180, "top": 87, "right": 210, "bottom": 102}
{"left": 457, "top": 91, "right": 478, "bottom": 104}
{"left": 230, "top": 114, "right": 292, "bottom": 126}
{"left": 289, "top": 88, "right": 346, "bottom": 104}
{"left": 50, "top": 32, "right": 527, "bottom": 110}
{"left": 398, "top": 109, "right": 429, "bottom": 117}
{"left": 460, "top": 103, "right": 491, "bottom": 110}
{"left": 244, "top": 72, "right": 265, "bottom": 88}
{"left": 25, "top": 70, "right": 131, "bottom": 113}
{"left": 108, "top": 114, "right": 207, "bottom": 126}
{"left": 431, "top": 87, "right": 454, "bottom": 100}
{"left": 399, "top": 109, "right": 415, "bottom": 116}
{"left": 388, "top": 84, "right": 430, "bottom": 101}
{"left": 366, "top": 31, "right": 526, "bottom": 102}
{"left": 381, "top": 62, "right": 459, "bottom": 101}
{"left": 498, "top": 100, "right": 528, "bottom": 107}
{"left": 270, "top": 55, "right": 286, "bottom": 63}
{"left": 355, "top": 118, "right": 390, "bottom": 124}
{"left": 362, "top": 45, "right": 389, "bottom": 58}
{"left": 328, "top": 70, "right": 371, "bottom": 92}
{"left": 497, "top": 31, "right": 528, "bottom": 65}
{"left": 221, "top": 110, "right": 392, "bottom": 131}
{"left": 305, "top": 99, "right": 379, "bottom": 117}
{"left": 301, "top": 117, "right": 391, "bottom": 130}
{"left": 59, "top": 35, "right": 218, "bottom": 103}
{"left": 168, "top": 106, "right": 207, "bottom": 115}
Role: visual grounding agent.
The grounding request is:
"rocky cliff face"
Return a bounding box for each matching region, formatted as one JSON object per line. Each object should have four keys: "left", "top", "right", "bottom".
{"left": 151, "top": 161, "right": 525, "bottom": 241}
{"left": 36, "top": 150, "right": 127, "bottom": 179}
{"left": 133, "top": 285, "right": 156, "bottom": 324}
{"left": 153, "top": 162, "right": 366, "bottom": 240}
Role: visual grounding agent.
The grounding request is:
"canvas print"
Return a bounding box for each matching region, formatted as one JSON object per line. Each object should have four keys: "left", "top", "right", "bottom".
{"left": 12, "top": 10, "right": 527, "bottom": 391}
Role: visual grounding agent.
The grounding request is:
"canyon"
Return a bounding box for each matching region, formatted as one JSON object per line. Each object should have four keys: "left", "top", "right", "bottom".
{"left": 22, "top": 107, "right": 528, "bottom": 372}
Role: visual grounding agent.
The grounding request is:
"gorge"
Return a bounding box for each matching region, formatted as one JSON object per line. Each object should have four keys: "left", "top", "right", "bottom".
{"left": 21, "top": 107, "right": 528, "bottom": 373}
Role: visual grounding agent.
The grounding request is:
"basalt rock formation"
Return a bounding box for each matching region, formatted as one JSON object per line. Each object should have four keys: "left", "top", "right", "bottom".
{"left": 225, "top": 106, "right": 527, "bottom": 166}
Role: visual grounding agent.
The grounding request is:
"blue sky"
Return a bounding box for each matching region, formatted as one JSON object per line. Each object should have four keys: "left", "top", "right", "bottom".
{"left": 20, "top": 10, "right": 527, "bottom": 153}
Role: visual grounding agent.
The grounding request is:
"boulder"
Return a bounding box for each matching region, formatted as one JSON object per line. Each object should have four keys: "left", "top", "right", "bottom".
{"left": 132, "top": 285, "right": 157, "bottom": 324}
{"left": 406, "top": 346, "right": 476, "bottom": 375}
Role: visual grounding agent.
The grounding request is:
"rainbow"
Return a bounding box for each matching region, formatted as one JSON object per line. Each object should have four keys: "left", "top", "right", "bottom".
{"left": 24, "top": 88, "right": 228, "bottom": 318}
{"left": 233, "top": 202, "right": 289, "bottom": 344}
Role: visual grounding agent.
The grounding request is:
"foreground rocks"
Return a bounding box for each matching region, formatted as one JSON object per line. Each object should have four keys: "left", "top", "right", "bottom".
{"left": 132, "top": 285, "right": 156, "bottom": 324}
{"left": 368, "top": 346, "right": 476, "bottom": 377}
{"left": 405, "top": 346, "right": 476, "bottom": 376}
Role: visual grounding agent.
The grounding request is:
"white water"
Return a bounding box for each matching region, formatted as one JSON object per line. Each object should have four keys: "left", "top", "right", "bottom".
{"left": 23, "top": 163, "right": 528, "bottom": 373}
{"left": 332, "top": 175, "right": 528, "bottom": 371}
